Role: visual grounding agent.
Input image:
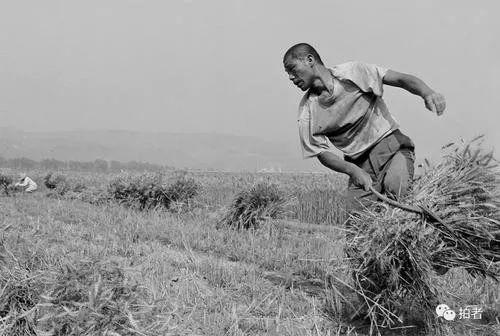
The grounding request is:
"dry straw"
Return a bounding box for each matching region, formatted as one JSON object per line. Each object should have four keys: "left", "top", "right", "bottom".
{"left": 0, "top": 258, "right": 172, "bottom": 336}
{"left": 0, "top": 172, "right": 13, "bottom": 195}
{"left": 107, "top": 173, "right": 200, "bottom": 211}
{"left": 346, "top": 136, "right": 499, "bottom": 334}
{"left": 218, "top": 182, "right": 293, "bottom": 230}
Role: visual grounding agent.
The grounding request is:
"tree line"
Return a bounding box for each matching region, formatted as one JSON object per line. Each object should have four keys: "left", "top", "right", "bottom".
{"left": 0, "top": 157, "right": 174, "bottom": 173}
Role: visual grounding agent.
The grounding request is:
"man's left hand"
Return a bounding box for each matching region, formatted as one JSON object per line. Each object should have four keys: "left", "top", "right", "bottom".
{"left": 424, "top": 92, "right": 446, "bottom": 116}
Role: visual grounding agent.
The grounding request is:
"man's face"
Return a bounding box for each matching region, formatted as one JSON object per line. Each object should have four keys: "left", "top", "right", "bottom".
{"left": 284, "top": 56, "right": 315, "bottom": 91}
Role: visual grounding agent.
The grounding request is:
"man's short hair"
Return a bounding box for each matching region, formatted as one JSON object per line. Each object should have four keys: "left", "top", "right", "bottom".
{"left": 283, "top": 43, "right": 323, "bottom": 65}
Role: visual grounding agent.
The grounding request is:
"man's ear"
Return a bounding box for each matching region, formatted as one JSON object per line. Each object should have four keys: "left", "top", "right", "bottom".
{"left": 305, "top": 54, "right": 315, "bottom": 66}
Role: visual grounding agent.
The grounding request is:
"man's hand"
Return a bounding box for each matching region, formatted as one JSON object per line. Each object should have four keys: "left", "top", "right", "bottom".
{"left": 349, "top": 166, "right": 373, "bottom": 191}
{"left": 423, "top": 92, "right": 446, "bottom": 116}
{"left": 317, "top": 152, "right": 373, "bottom": 191}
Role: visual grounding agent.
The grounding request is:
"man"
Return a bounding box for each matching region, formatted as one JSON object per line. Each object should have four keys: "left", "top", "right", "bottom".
{"left": 14, "top": 173, "right": 38, "bottom": 192}
{"left": 283, "top": 43, "right": 445, "bottom": 210}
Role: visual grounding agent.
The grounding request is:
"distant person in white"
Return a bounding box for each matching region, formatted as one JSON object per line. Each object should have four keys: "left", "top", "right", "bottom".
{"left": 14, "top": 173, "right": 38, "bottom": 192}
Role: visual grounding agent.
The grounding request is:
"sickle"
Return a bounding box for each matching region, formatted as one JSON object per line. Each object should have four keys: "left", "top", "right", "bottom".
{"left": 368, "top": 186, "right": 454, "bottom": 235}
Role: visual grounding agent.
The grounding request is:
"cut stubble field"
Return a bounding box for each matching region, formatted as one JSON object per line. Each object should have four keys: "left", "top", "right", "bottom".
{"left": 0, "top": 170, "right": 498, "bottom": 336}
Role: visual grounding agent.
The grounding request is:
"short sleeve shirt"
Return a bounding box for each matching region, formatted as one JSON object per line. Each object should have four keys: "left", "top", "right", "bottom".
{"left": 298, "top": 62, "right": 399, "bottom": 159}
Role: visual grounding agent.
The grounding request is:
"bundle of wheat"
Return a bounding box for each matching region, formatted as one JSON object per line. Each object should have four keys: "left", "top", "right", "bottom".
{"left": 44, "top": 172, "right": 86, "bottom": 197}
{"left": 0, "top": 172, "right": 13, "bottom": 195}
{"left": 107, "top": 173, "right": 200, "bottom": 211}
{"left": 218, "top": 182, "right": 292, "bottom": 230}
{"left": 43, "top": 172, "right": 66, "bottom": 190}
{"left": 346, "top": 136, "right": 499, "bottom": 333}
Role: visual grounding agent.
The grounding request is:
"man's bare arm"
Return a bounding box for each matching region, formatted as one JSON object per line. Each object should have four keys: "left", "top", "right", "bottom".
{"left": 16, "top": 180, "right": 27, "bottom": 187}
{"left": 382, "top": 70, "right": 446, "bottom": 115}
{"left": 317, "top": 151, "right": 372, "bottom": 191}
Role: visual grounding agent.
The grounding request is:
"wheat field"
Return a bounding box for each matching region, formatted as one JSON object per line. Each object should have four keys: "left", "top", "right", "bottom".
{"left": 0, "top": 169, "right": 498, "bottom": 335}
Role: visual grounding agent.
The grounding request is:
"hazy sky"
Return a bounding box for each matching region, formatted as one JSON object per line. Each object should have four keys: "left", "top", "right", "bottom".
{"left": 1, "top": 1, "right": 498, "bottom": 162}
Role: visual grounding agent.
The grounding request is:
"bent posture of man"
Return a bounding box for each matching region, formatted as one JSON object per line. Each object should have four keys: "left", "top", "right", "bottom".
{"left": 283, "top": 43, "right": 445, "bottom": 211}
{"left": 15, "top": 173, "right": 38, "bottom": 192}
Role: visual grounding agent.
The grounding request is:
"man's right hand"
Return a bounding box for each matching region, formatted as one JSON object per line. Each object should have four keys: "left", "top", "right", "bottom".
{"left": 348, "top": 166, "right": 373, "bottom": 191}
{"left": 317, "top": 152, "right": 373, "bottom": 191}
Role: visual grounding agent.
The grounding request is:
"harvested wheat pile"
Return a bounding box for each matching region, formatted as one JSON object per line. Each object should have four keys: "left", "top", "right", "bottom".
{"left": 44, "top": 172, "right": 86, "bottom": 197}
{"left": 107, "top": 173, "right": 200, "bottom": 211}
{"left": 346, "top": 136, "right": 499, "bottom": 334}
{"left": 0, "top": 172, "right": 13, "bottom": 195}
{"left": 218, "top": 182, "right": 292, "bottom": 229}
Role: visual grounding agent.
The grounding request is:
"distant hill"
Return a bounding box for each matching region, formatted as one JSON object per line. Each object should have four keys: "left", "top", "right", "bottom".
{"left": 0, "top": 128, "right": 326, "bottom": 172}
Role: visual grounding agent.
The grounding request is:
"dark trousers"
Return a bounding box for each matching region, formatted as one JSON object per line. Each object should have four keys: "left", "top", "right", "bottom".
{"left": 344, "top": 129, "right": 415, "bottom": 213}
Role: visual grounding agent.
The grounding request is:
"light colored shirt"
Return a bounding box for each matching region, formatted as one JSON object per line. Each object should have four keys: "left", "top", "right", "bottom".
{"left": 15, "top": 176, "right": 38, "bottom": 191}
{"left": 297, "top": 61, "right": 399, "bottom": 159}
